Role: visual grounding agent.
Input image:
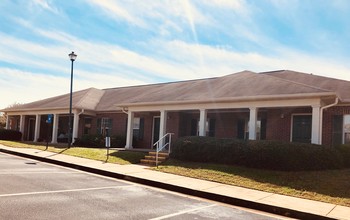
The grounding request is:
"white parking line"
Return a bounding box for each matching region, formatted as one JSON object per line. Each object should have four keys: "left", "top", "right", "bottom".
{"left": 0, "top": 171, "right": 78, "bottom": 175}
{"left": 0, "top": 185, "right": 132, "bottom": 197}
{"left": 149, "top": 204, "right": 217, "bottom": 220}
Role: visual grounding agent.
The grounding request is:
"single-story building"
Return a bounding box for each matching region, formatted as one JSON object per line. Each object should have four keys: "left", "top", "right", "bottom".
{"left": 2, "top": 70, "right": 350, "bottom": 148}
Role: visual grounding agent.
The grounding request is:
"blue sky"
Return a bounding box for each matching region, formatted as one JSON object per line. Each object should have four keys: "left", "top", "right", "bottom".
{"left": 1, "top": 0, "right": 350, "bottom": 109}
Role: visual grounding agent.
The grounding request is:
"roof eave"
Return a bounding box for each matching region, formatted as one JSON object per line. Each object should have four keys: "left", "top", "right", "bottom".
{"left": 115, "top": 92, "right": 337, "bottom": 108}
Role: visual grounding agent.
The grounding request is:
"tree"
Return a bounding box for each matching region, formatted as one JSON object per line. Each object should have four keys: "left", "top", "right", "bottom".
{"left": 0, "top": 113, "right": 6, "bottom": 129}
{"left": 0, "top": 102, "right": 22, "bottom": 129}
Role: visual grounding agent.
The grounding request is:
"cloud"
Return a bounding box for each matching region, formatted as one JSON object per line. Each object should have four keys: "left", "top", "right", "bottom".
{"left": 30, "top": 0, "right": 60, "bottom": 14}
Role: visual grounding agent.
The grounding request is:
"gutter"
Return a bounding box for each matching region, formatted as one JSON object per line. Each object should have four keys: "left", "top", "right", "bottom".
{"left": 319, "top": 97, "right": 339, "bottom": 144}
{"left": 121, "top": 107, "right": 128, "bottom": 115}
{"left": 115, "top": 92, "right": 336, "bottom": 108}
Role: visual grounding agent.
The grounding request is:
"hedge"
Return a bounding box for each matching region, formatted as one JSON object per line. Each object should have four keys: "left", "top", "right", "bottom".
{"left": 0, "top": 129, "right": 22, "bottom": 141}
{"left": 73, "top": 134, "right": 127, "bottom": 148}
{"left": 171, "top": 136, "right": 346, "bottom": 171}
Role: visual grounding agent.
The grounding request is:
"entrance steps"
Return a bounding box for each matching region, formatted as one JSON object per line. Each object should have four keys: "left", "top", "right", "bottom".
{"left": 140, "top": 151, "right": 169, "bottom": 166}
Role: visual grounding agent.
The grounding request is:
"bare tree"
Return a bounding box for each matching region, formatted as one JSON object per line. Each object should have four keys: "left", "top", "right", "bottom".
{"left": 0, "top": 113, "right": 6, "bottom": 129}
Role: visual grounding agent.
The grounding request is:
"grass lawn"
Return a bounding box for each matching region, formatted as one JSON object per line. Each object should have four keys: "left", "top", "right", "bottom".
{"left": 0, "top": 140, "right": 146, "bottom": 165}
{"left": 152, "top": 159, "right": 350, "bottom": 207}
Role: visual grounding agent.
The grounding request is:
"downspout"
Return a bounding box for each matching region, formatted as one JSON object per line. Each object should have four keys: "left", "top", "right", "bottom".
{"left": 78, "top": 109, "right": 85, "bottom": 116}
{"left": 121, "top": 107, "right": 128, "bottom": 114}
{"left": 319, "top": 97, "right": 339, "bottom": 144}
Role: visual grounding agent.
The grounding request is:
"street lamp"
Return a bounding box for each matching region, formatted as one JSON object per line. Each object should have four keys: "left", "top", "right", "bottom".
{"left": 68, "top": 51, "right": 77, "bottom": 148}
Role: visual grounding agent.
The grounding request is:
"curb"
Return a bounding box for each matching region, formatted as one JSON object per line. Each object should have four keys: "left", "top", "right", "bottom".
{"left": 0, "top": 148, "right": 336, "bottom": 220}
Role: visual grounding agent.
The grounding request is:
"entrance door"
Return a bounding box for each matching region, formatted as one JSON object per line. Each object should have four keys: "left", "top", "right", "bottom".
{"left": 292, "top": 115, "right": 312, "bottom": 143}
{"left": 152, "top": 117, "right": 160, "bottom": 145}
{"left": 27, "top": 118, "right": 35, "bottom": 141}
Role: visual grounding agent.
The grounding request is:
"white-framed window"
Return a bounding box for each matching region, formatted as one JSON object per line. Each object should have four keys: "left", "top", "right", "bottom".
{"left": 133, "top": 117, "right": 144, "bottom": 140}
{"left": 343, "top": 115, "right": 350, "bottom": 144}
{"left": 133, "top": 117, "right": 140, "bottom": 138}
{"left": 97, "top": 117, "right": 112, "bottom": 136}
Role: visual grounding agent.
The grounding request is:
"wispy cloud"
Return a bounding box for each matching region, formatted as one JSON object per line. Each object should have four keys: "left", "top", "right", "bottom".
{"left": 30, "top": 0, "right": 60, "bottom": 14}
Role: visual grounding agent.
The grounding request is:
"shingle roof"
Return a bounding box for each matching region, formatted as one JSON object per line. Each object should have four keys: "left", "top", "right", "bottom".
{"left": 263, "top": 70, "right": 350, "bottom": 102}
{"left": 2, "top": 88, "right": 104, "bottom": 112}
{"left": 1, "top": 70, "right": 342, "bottom": 113}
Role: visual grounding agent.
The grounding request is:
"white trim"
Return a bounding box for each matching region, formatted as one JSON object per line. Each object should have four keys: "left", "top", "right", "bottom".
{"left": 248, "top": 107, "right": 258, "bottom": 140}
{"left": 116, "top": 92, "right": 336, "bottom": 108}
{"left": 159, "top": 111, "right": 167, "bottom": 146}
{"left": 34, "top": 115, "right": 41, "bottom": 142}
{"left": 125, "top": 97, "right": 324, "bottom": 112}
{"left": 5, "top": 115, "right": 10, "bottom": 129}
{"left": 72, "top": 113, "right": 79, "bottom": 144}
{"left": 199, "top": 109, "right": 207, "bottom": 136}
{"left": 51, "top": 114, "right": 59, "bottom": 144}
{"left": 311, "top": 106, "right": 321, "bottom": 144}
{"left": 19, "top": 115, "right": 25, "bottom": 136}
{"left": 125, "top": 111, "right": 134, "bottom": 149}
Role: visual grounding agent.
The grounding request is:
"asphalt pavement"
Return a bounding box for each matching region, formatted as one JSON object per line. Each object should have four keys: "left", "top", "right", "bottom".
{"left": 0, "top": 152, "right": 290, "bottom": 220}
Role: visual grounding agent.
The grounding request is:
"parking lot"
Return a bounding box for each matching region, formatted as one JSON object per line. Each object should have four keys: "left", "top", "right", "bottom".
{"left": 0, "top": 152, "right": 289, "bottom": 219}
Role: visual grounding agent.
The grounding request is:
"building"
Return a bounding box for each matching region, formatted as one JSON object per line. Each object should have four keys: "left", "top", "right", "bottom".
{"left": 2, "top": 70, "right": 350, "bottom": 148}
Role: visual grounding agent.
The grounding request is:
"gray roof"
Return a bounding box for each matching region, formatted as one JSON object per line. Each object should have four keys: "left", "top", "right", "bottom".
{"left": 263, "top": 70, "right": 350, "bottom": 102}
{"left": 2, "top": 70, "right": 344, "bottom": 113}
{"left": 2, "top": 88, "right": 104, "bottom": 112}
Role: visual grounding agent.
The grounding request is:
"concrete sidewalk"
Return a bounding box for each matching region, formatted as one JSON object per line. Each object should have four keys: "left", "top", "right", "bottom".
{"left": 0, "top": 145, "right": 349, "bottom": 220}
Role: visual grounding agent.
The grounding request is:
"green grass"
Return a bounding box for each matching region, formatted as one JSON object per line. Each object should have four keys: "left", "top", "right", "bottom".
{"left": 153, "top": 159, "right": 350, "bottom": 207}
{"left": 0, "top": 140, "right": 146, "bottom": 165}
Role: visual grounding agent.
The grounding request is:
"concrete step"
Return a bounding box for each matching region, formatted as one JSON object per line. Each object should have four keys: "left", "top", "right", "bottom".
{"left": 140, "top": 159, "right": 157, "bottom": 165}
{"left": 144, "top": 155, "right": 167, "bottom": 161}
{"left": 148, "top": 151, "right": 169, "bottom": 157}
{"left": 140, "top": 151, "right": 170, "bottom": 165}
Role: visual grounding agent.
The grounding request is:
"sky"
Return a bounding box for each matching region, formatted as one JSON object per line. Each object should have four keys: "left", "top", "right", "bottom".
{"left": 1, "top": 0, "right": 350, "bottom": 110}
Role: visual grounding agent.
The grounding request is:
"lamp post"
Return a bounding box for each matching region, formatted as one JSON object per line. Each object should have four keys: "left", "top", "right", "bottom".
{"left": 68, "top": 51, "right": 77, "bottom": 148}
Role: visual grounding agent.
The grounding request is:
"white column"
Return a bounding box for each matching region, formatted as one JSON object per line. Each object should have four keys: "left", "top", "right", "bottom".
{"left": 198, "top": 109, "right": 207, "bottom": 136}
{"left": 248, "top": 107, "right": 258, "bottom": 140}
{"left": 72, "top": 112, "right": 79, "bottom": 144}
{"left": 51, "top": 114, "right": 59, "bottom": 144}
{"left": 159, "top": 110, "right": 167, "bottom": 146}
{"left": 19, "top": 115, "right": 25, "bottom": 134}
{"left": 5, "top": 115, "right": 10, "bottom": 129}
{"left": 125, "top": 111, "right": 134, "bottom": 149}
{"left": 34, "top": 114, "right": 41, "bottom": 142}
{"left": 311, "top": 106, "right": 321, "bottom": 145}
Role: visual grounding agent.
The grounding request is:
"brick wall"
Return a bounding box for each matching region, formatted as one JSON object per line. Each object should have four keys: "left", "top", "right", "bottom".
{"left": 322, "top": 106, "right": 350, "bottom": 146}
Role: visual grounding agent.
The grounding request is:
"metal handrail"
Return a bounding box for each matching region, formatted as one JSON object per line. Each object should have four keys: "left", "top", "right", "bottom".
{"left": 153, "top": 133, "right": 174, "bottom": 167}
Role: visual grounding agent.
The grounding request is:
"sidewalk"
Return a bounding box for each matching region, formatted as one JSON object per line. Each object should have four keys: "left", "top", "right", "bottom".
{"left": 0, "top": 144, "right": 349, "bottom": 220}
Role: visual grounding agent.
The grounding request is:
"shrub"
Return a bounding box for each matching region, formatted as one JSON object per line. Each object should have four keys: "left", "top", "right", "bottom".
{"left": 171, "top": 137, "right": 345, "bottom": 171}
{"left": 336, "top": 144, "right": 350, "bottom": 168}
{"left": 0, "top": 129, "right": 22, "bottom": 141}
{"left": 74, "top": 134, "right": 104, "bottom": 147}
{"left": 74, "top": 134, "right": 128, "bottom": 148}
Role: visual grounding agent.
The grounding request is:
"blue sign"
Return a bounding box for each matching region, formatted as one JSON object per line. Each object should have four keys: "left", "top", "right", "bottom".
{"left": 47, "top": 114, "right": 53, "bottom": 124}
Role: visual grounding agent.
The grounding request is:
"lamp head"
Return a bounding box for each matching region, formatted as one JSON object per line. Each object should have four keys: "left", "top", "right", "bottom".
{"left": 68, "top": 51, "right": 77, "bottom": 61}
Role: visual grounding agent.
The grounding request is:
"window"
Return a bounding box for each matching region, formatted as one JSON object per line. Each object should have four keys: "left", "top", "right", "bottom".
{"left": 133, "top": 117, "right": 144, "bottom": 140}
{"left": 343, "top": 115, "right": 350, "bottom": 144}
{"left": 97, "top": 117, "right": 112, "bottom": 136}
{"left": 84, "top": 117, "right": 92, "bottom": 135}
{"left": 238, "top": 119, "right": 265, "bottom": 140}
{"left": 190, "top": 119, "right": 215, "bottom": 136}
{"left": 292, "top": 115, "right": 311, "bottom": 143}
{"left": 332, "top": 115, "right": 343, "bottom": 146}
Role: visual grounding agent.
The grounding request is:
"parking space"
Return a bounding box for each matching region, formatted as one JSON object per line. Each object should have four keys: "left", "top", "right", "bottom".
{"left": 0, "top": 153, "right": 289, "bottom": 219}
